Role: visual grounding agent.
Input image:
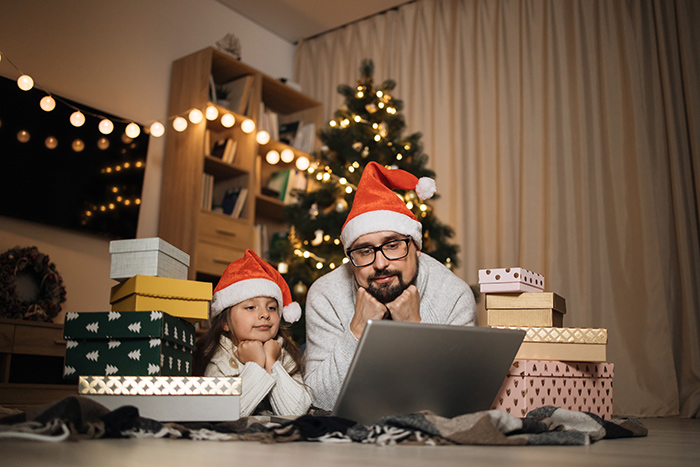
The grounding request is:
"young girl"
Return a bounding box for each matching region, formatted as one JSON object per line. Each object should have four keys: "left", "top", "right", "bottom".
{"left": 194, "top": 249, "right": 311, "bottom": 417}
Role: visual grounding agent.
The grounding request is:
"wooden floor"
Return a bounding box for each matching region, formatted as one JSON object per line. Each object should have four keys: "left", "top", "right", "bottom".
{"left": 1, "top": 417, "right": 698, "bottom": 466}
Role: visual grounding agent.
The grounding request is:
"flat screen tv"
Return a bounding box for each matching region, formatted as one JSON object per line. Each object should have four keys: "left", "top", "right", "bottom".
{"left": 0, "top": 75, "right": 148, "bottom": 239}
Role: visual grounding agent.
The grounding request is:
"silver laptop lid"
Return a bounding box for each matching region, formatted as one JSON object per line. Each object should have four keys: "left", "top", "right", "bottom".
{"left": 333, "top": 320, "right": 525, "bottom": 425}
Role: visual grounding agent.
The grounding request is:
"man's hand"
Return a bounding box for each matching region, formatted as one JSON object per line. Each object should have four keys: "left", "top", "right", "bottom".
{"left": 235, "top": 340, "right": 266, "bottom": 368}
{"left": 350, "top": 287, "right": 387, "bottom": 339}
{"left": 385, "top": 285, "right": 421, "bottom": 322}
{"left": 263, "top": 339, "right": 282, "bottom": 373}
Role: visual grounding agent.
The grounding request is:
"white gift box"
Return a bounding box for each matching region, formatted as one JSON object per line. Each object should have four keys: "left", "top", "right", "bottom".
{"left": 110, "top": 237, "right": 190, "bottom": 281}
{"left": 478, "top": 267, "right": 544, "bottom": 293}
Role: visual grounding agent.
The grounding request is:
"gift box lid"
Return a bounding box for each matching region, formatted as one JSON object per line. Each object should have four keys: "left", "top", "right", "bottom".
{"left": 478, "top": 267, "right": 544, "bottom": 289}
{"left": 506, "top": 359, "right": 614, "bottom": 377}
{"left": 494, "top": 326, "right": 608, "bottom": 344}
{"left": 78, "top": 376, "right": 241, "bottom": 396}
{"left": 64, "top": 310, "right": 196, "bottom": 349}
{"left": 110, "top": 275, "right": 212, "bottom": 303}
{"left": 110, "top": 237, "right": 190, "bottom": 266}
{"left": 485, "top": 292, "right": 567, "bottom": 313}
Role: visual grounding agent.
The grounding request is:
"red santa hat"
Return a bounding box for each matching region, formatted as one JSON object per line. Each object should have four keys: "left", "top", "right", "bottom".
{"left": 210, "top": 249, "right": 301, "bottom": 323}
{"left": 341, "top": 161, "right": 436, "bottom": 250}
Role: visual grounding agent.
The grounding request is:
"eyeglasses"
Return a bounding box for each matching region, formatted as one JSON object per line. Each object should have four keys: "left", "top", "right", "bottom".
{"left": 346, "top": 238, "right": 412, "bottom": 267}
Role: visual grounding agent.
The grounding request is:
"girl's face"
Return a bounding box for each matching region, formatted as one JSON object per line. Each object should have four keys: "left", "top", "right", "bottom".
{"left": 224, "top": 296, "right": 280, "bottom": 344}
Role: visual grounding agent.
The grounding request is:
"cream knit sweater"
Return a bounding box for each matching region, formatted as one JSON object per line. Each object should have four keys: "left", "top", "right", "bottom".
{"left": 304, "top": 253, "right": 477, "bottom": 411}
{"left": 205, "top": 336, "right": 312, "bottom": 417}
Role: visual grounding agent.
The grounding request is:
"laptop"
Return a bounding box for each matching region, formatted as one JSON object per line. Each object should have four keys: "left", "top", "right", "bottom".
{"left": 332, "top": 320, "right": 525, "bottom": 425}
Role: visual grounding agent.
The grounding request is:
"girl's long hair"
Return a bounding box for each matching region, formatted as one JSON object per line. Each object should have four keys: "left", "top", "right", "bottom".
{"left": 193, "top": 308, "right": 304, "bottom": 376}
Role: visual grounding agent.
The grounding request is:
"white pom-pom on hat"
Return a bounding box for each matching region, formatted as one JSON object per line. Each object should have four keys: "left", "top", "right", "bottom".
{"left": 415, "top": 177, "right": 436, "bottom": 200}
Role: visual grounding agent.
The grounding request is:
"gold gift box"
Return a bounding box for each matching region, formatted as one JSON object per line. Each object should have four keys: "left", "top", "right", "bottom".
{"left": 494, "top": 326, "right": 608, "bottom": 344}
{"left": 110, "top": 275, "right": 212, "bottom": 322}
{"left": 79, "top": 376, "right": 241, "bottom": 396}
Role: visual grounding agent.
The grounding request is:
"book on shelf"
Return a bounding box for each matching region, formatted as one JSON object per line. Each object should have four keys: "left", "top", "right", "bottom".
{"left": 264, "top": 169, "right": 308, "bottom": 204}
{"left": 202, "top": 174, "right": 214, "bottom": 210}
{"left": 278, "top": 121, "right": 300, "bottom": 146}
{"left": 231, "top": 187, "right": 248, "bottom": 218}
{"left": 210, "top": 138, "right": 237, "bottom": 164}
{"left": 258, "top": 104, "right": 280, "bottom": 141}
{"left": 219, "top": 75, "right": 254, "bottom": 115}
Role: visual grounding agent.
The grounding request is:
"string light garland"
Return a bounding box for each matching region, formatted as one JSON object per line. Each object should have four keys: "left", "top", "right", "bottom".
{"left": 0, "top": 50, "right": 256, "bottom": 140}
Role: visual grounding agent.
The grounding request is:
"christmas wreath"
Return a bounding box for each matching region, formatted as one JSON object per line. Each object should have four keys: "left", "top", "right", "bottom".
{"left": 0, "top": 246, "right": 66, "bottom": 322}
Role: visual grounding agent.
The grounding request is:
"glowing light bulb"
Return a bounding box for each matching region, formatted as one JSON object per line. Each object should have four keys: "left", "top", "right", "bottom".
{"left": 353, "top": 115, "right": 361, "bottom": 122}
{"left": 72, "top": 139, "right": 85, "bottom": 152}
{"left": 266, "top": 150, "right": 280, "bottom": 165}
{"left": 295, "top": 156, "right": 310, "bottom": 171}
{"left": 45, "top": 136, "right": 58, "bottom": 149}
{"left": 241, "top": 119, "right": 255, "bottom": 134}
{"left": 329, "top": 120, "right": 337, "bottom": 127}
{"left": 206, "top": 105, "right": 219, "bottom": 120}
{"left": 188, "top": 108, "right": 203, "bottom": 124}
{"left": 277, "top": 262, "right": 289, "bottom": 274}
{"left": 256, "top": 130, "right": 270, "bottom": 145}
{"left": 149, "top": 121, "right": 165, "bottom": 137}
{"left": 17, "top": 130, "right": 30, "bottom": 143}
{"left": 97, "top": 137, "right": 110, "bottom": 150}
{"left": 280, "top": 148, "right": 294, "bottom": 163}
{"left": 316, "top": 262, "right": 323, "bottom": 269}
{"left": 345, "top": 186, "right": 353, "bottom": 194}
{"left": 70, "top": 111, "right": 85, "bottom": 127}
{"left": 99, "top": 119, "right": 114, "bottom": 135}
{"left": 40, "top": 96, "right": 55, "bottom": 111}
{"left": 221, "top": 113, "right": 235, "bottom": 128}
{"left": 172, "top": 116, "right": 188, "bottom": 132}
{"left": 125, "top": 123, "right": 141, "bottom": 138}
{"left": 17, "top": 75, "right": 34, "bottom": 91}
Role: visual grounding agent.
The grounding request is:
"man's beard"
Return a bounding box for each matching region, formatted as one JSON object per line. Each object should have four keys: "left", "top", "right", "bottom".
{"left": 366, "top": 262, "right": 419, "bottom": 304}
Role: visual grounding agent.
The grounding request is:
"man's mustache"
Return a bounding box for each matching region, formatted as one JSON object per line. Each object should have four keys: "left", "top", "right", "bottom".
{"left": 368, "top": 268, "right": 401, "bottom": 281}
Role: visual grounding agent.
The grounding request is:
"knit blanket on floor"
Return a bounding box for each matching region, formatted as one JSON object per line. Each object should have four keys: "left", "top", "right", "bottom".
{"left": 0, "top": 396, "right": 646, "bottom": 446}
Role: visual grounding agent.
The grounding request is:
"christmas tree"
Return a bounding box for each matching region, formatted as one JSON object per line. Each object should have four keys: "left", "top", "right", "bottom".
{"left": 269, "top": 59, "right": 460, "bottom": 341}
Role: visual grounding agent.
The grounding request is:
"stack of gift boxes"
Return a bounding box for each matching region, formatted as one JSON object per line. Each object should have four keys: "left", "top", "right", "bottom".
{"left": 479, "top": 267, "right": 614, "bottom": 419}
{"left": 62, "top": 237, "right": 241, "bottom": 422}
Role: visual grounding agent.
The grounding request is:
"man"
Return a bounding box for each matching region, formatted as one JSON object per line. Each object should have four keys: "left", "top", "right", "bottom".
{"left": 304, "top": 161, "right": 477, "bottom": 411}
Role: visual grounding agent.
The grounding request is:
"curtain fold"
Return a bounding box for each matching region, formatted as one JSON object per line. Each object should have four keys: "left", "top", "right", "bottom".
{"left": 294, "top": 0, "right": 699, "bottom": 417}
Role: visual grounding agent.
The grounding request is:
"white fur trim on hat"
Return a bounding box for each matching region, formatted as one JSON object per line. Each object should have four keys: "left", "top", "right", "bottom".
{"left": 210, "top": 277, "right": 283, "bottom": 317}
{"left": 341, "top": 209, "right": 422, "bottom": 250}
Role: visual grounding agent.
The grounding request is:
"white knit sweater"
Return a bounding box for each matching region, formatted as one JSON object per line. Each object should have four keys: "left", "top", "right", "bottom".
{"left": 205, "top": 336, "right": 312, "bottom": 417}
{"left": 304, "top": 253, "right": 477, "bottom": 411}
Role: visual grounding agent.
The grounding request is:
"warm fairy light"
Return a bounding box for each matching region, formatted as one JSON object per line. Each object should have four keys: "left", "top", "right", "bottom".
{"left": 303, "top": 251, "right": 311, "bottom": 258}
{"left": 206, "top": 105, "right": 219, "bottom": 121}
{"left": 339, "top": 177, "right": 347, "bottom": 185}
{"left": 420, "top": 204, "right": 428, "bottom": 211}
{"left": 112, "top": 187, "right": 118, "bottom": 193}
{"left": 17, "top": 130, "right": 30, "bottom": 143}
{"left": 72, "top": 139, "right": 85, "bottom": 152}
{"left": 125, "top": 123, "right": 141, "bottom": 138}
{"left": 387, "top": 107, "right": 397, "bottom": 114}
{"left": 353, "top": 115, "right": 361, "bottom": 122}
{"left": 329, "top": 263, "right": 336, "bottom": 269}
{"left": 70, "top": 111, "right": 85, "bottom": 127}
{"left": 322, "top": 172, "right": 331, "bottom": 181}
{"left": 98, "top": 119, "right": 114, "bottom": 135}
{"left": 374, "top": 134, "right": 381, "bottom": 142}
{"left": 149, "top": 121, "right": 165, "bottom": 137}
{"left": 377, "top": 90, "right": 384, "bottom": 98}
{"left": 342, "top": 257, "right": 350, "bottom": 264}
{"left": 295, "top": 156, "right": 310, "bottom": 171}
{"left": 340, "top": 119, "right": 350, "bottom": 127}
{"left": 173, "top": 116, "right": 188, "bottom": 132}
{"left": 97, "top": 137, "right": 110, "bottom": 150}
{"left": 40, "top": 95, "right": 55, "bottom": 111}
{"left": 334, "top": 238, "right": 341, "bottom": 245}
{"left": 345, "top": 186, "right": 353, "bottom": 194}
{"left": 396, "top": 153, "right": 403, "bottom": 160}
{"left": 188, "top": 108, "right": 203, "bottom": 124}
{"left": 256, "top": 130, "right": 270, "bottom": 145}
{"left": 221, "top": 113, "right": 235, "bottom": 128}
{"left": 280, "top": 148, "right": 294, "bottom": 163}
{"left": 241, "top": 118, "right": 255, "bottom": 134}
{"left": 17, "top": 74, "right": 33, "bottom": 91}
{"left": 277, "top": 262, "right": 289, "bottom": 274}
{"left": 316, "top": 173, "right": 323, "bottom": 181}
{"left": 109, "top": 203, "right": 115, "bottom": 210}
{"left": 372, "top": 123, "right": 379, "bottom": 129}
{"left": 266, "top": 150, "right": 280, "bottom": 165}
{"left": 45, "top": 136, "right": 58, "bottom": 149}
{"left": 348, "top": 166, "right": 355, "bottom": 173}
{"left": 378, "top": 102, "right": 385, "bottom": 109}
{"left": 316, "top": 262, "right": 323, "bottom": 269}
{"left": 357, "top": 91, "right": 364, "bottom": 98}
{"left": 406, "top": 201, "right": 414, "bottom": 210}
{"left": 329, "top": 120, "right": 337, "bottom": 127}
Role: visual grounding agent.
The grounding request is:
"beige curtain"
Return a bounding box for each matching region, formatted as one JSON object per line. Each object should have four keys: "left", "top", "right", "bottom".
{"left": 294, "top": 0, "right": 699, "bottom": 418}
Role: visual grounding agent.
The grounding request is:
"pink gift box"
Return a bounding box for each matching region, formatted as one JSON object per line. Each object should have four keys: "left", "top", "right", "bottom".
{"left": 491, "top": 359, "right": 614, "bottom": 419}
{"left": 479, "top": 267, "right": 544, "bottom": 293}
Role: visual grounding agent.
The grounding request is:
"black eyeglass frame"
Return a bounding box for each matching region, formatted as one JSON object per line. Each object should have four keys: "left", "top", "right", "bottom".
{"left": 346, "top": 237, "right": 412, "bottom": 267}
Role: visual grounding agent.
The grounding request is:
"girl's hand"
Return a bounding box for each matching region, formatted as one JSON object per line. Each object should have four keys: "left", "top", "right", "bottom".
{"left": 263, "top": 339, "right": 282, "bottom": 373}
{"left": 235, "top": 340, "right": 266, "bottom": 368}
